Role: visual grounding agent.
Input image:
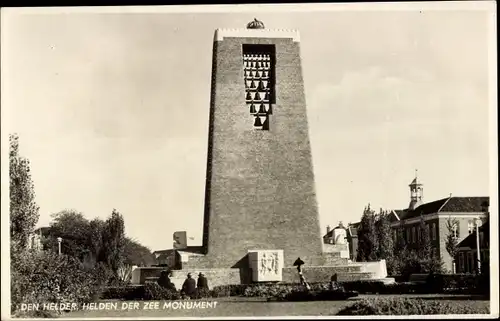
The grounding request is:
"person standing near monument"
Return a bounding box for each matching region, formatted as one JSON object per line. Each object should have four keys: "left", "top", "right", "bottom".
{"left": 181, "top": 273, "right": 197, "bottom": 299}
{"left": 197, "top": 272, "right": 209, "bottom": 297}
{"left": 157, "top": 270, "right": 176, "bottom": 292}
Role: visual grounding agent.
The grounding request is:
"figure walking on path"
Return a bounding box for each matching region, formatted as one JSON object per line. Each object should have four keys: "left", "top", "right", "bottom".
{"left": 293, "top": 257, "right": 311, "bottom": 290}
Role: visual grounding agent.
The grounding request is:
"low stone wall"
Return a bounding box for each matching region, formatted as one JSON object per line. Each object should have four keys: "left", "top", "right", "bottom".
{"left": 321, "top": 253, "right": 350, "bottom": 266}
{"left": 137, "top": 264, "right": 375, "bottom": 288}
{"left": 358, "top": 260, "right": 388, "bottom": 279}
{"left": 282, "top": 265, "right": 371, "bottom": 283}
{"left": 133, "top": 260, "right": 384, "bottom": 288}
{"left": 131, "top": 267, "right": 165, "bottom": 284}
{"left": 168, "top": 268, "right": 243, "bottom": 290}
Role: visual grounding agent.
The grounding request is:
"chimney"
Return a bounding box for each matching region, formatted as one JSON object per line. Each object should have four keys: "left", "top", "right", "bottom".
{"left": 339, "top": 221, "right": 344, "bottom": 229}
{"left": 326, "top": 225, "right": 331, "bottom": 234}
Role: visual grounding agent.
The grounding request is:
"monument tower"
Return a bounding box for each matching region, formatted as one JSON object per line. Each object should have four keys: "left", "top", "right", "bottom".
{"left": 200, "top": 19, "right": 324, "bottom": 269}
{"left": 135, "top": 20, "right": 386, "bottom": 287}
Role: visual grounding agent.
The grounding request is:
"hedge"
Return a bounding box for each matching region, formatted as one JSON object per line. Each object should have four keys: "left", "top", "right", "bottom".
{"left": 99, "top": 273, "right": 490, "bottom": 301}
{"left": 337, "top": 297, "right": 490, "bottom": 315}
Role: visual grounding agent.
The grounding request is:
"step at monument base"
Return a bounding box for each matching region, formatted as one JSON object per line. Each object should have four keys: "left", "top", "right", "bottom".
{"left": 135, "top": 264, "right": 378, "bottom": 289}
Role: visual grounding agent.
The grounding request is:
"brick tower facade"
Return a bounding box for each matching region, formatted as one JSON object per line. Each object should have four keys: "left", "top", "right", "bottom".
{"left": 200, "top": 23, "right": 324, "bottom": 268}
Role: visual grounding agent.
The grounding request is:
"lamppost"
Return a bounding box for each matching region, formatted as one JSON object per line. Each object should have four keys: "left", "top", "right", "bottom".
{"left": 57, "top": 237, "right": 62, "bottom": 255}
{"left": 475, "top": 218, "right": 481, "bottom": 275}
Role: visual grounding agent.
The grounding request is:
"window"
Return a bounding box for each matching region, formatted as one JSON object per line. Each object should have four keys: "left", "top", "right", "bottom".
{"left": 468, "top": 221, "right": 474, "bottom": 234}
{"left": 452, "top": 223, "right": 459, "bottom": 238}
{"left": 412, "top": 227, "right": 416, "bottom": 243}
{"left": 459, "top": 253, "right": 464, "bottom": 273}
{"left": 406, "top": 228, "right": 410, "bottom": 243}
{"left": 431, "top": 223, "right": 437, "bottom": 240}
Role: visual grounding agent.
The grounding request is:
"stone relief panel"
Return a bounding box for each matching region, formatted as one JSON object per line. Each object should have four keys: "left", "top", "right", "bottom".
{"left": 248, "top": 250, "right": 284, "bottom": 282}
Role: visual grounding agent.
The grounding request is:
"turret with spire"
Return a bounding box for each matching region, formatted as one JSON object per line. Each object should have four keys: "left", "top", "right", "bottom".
{"left": 408, "top": 169, "right": 423, "bottom": 210}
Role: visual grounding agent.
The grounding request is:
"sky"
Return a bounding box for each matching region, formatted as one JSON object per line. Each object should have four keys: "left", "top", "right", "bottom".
{"left": 1, "top": 3, "right": 496, "bottom": 252}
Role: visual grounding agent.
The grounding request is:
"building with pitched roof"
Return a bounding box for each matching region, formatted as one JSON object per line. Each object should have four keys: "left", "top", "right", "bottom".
{"left": 323, "top": 222, "right": 360, "bottom": 261}
{"left": 388, "top": 173, "right": 489, "bottom": 273}
{"left": 457, "top": 220, "right": 489, "bottom": 273}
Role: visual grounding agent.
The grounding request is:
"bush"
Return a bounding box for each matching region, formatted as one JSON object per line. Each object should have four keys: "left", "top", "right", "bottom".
{"left": 209, "top": 284, "right": 248, "bottom": 297}
{"left": 281, "top": 289, "right": 358, "bottom": 302}
{"left": 100, "top": 285, "right": 140, "bottom": 300}
{"left": 439, "top": 273, "right": 490, "bottom": 295}
{"left": 11, "top": 249, "right": 104, "bottom": 316}
{"left": 337, "top": 280, "right": 424, "bottom": 294}
{"left": 143, "top": 283, "right": 181, "bottom": 300}
{"left": 337, "top": 298, "right": 490, "bottom": 315}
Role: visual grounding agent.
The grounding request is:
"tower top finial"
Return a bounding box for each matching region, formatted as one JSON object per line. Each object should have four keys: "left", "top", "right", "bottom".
{"left": 410, "top": 169, "right": 422, "bottom": 186}
{"left": 247, "top": 18, "right": 265, "bottom": 29}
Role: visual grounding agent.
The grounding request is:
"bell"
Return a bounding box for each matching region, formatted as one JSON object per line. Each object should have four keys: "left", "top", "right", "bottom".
{"left": 262, "top": 115, "right": 269, "bottom": 129}
{"left": 254, "top": 116, "right": 262, "bottom": 127}
{"left": 246, "top": 92, "right": 252, "bottom": 101}
{"left": 254, "top": 92, "right": 261, "bottom": 101}
{"left": 250, "top": 80, "right": 256, "bottom": 89}
{"left": 264, "top": 92, "right": 270, "bottom": 101}
{"left": 249, "top": 104, "right": 257, "bottom": 114}
{"left": 266, "top": 104, "right": 273, "bottom": 114}
{"left": 258, "top": 103, "right": 266, "bottom": 114}
{"left": 258, "top": 81, "right": 265, "bottom": 91}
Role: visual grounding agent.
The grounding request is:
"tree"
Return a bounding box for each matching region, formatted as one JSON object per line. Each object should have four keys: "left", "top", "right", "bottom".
{"left": 376, "top": 209, "right": 395, "bottom": 274}
{"left": 101, "top": 209, "right": 126, "bottom": 282}
{"left": 123, "top": 237, "right": 156, "bottom": 267}
{"left": 445, "top": 217, "right": 460, "bottom": 273}
{"left": 44, "top": 210, "right": 92, "bottom": 260}
{"left": 416, "top": 215, "right": 432, "bottom": 260}
{"left": 416, "top": 215, "right": 443, "bottom": 273}
{"left": 88, "top": 218, "right": 107, "bottom": 265}
{"left": 357, "top": 204, "right": 379, "bottom": 261}
{"left": 376, "top": 209, "right": 394, "bottom": 259}
{"left": 118, "top": 237, "right": 156, "bottom": 283}
{"left": 10, "top": 134, "right": 40, "bottom": 249}
{"left": 393, "top": 219, "right": 409, "bottom": 275}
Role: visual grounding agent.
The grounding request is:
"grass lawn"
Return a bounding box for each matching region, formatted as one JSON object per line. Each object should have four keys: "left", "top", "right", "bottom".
{"left": 64, "top": 295, "right": 490, "bottom": 318}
